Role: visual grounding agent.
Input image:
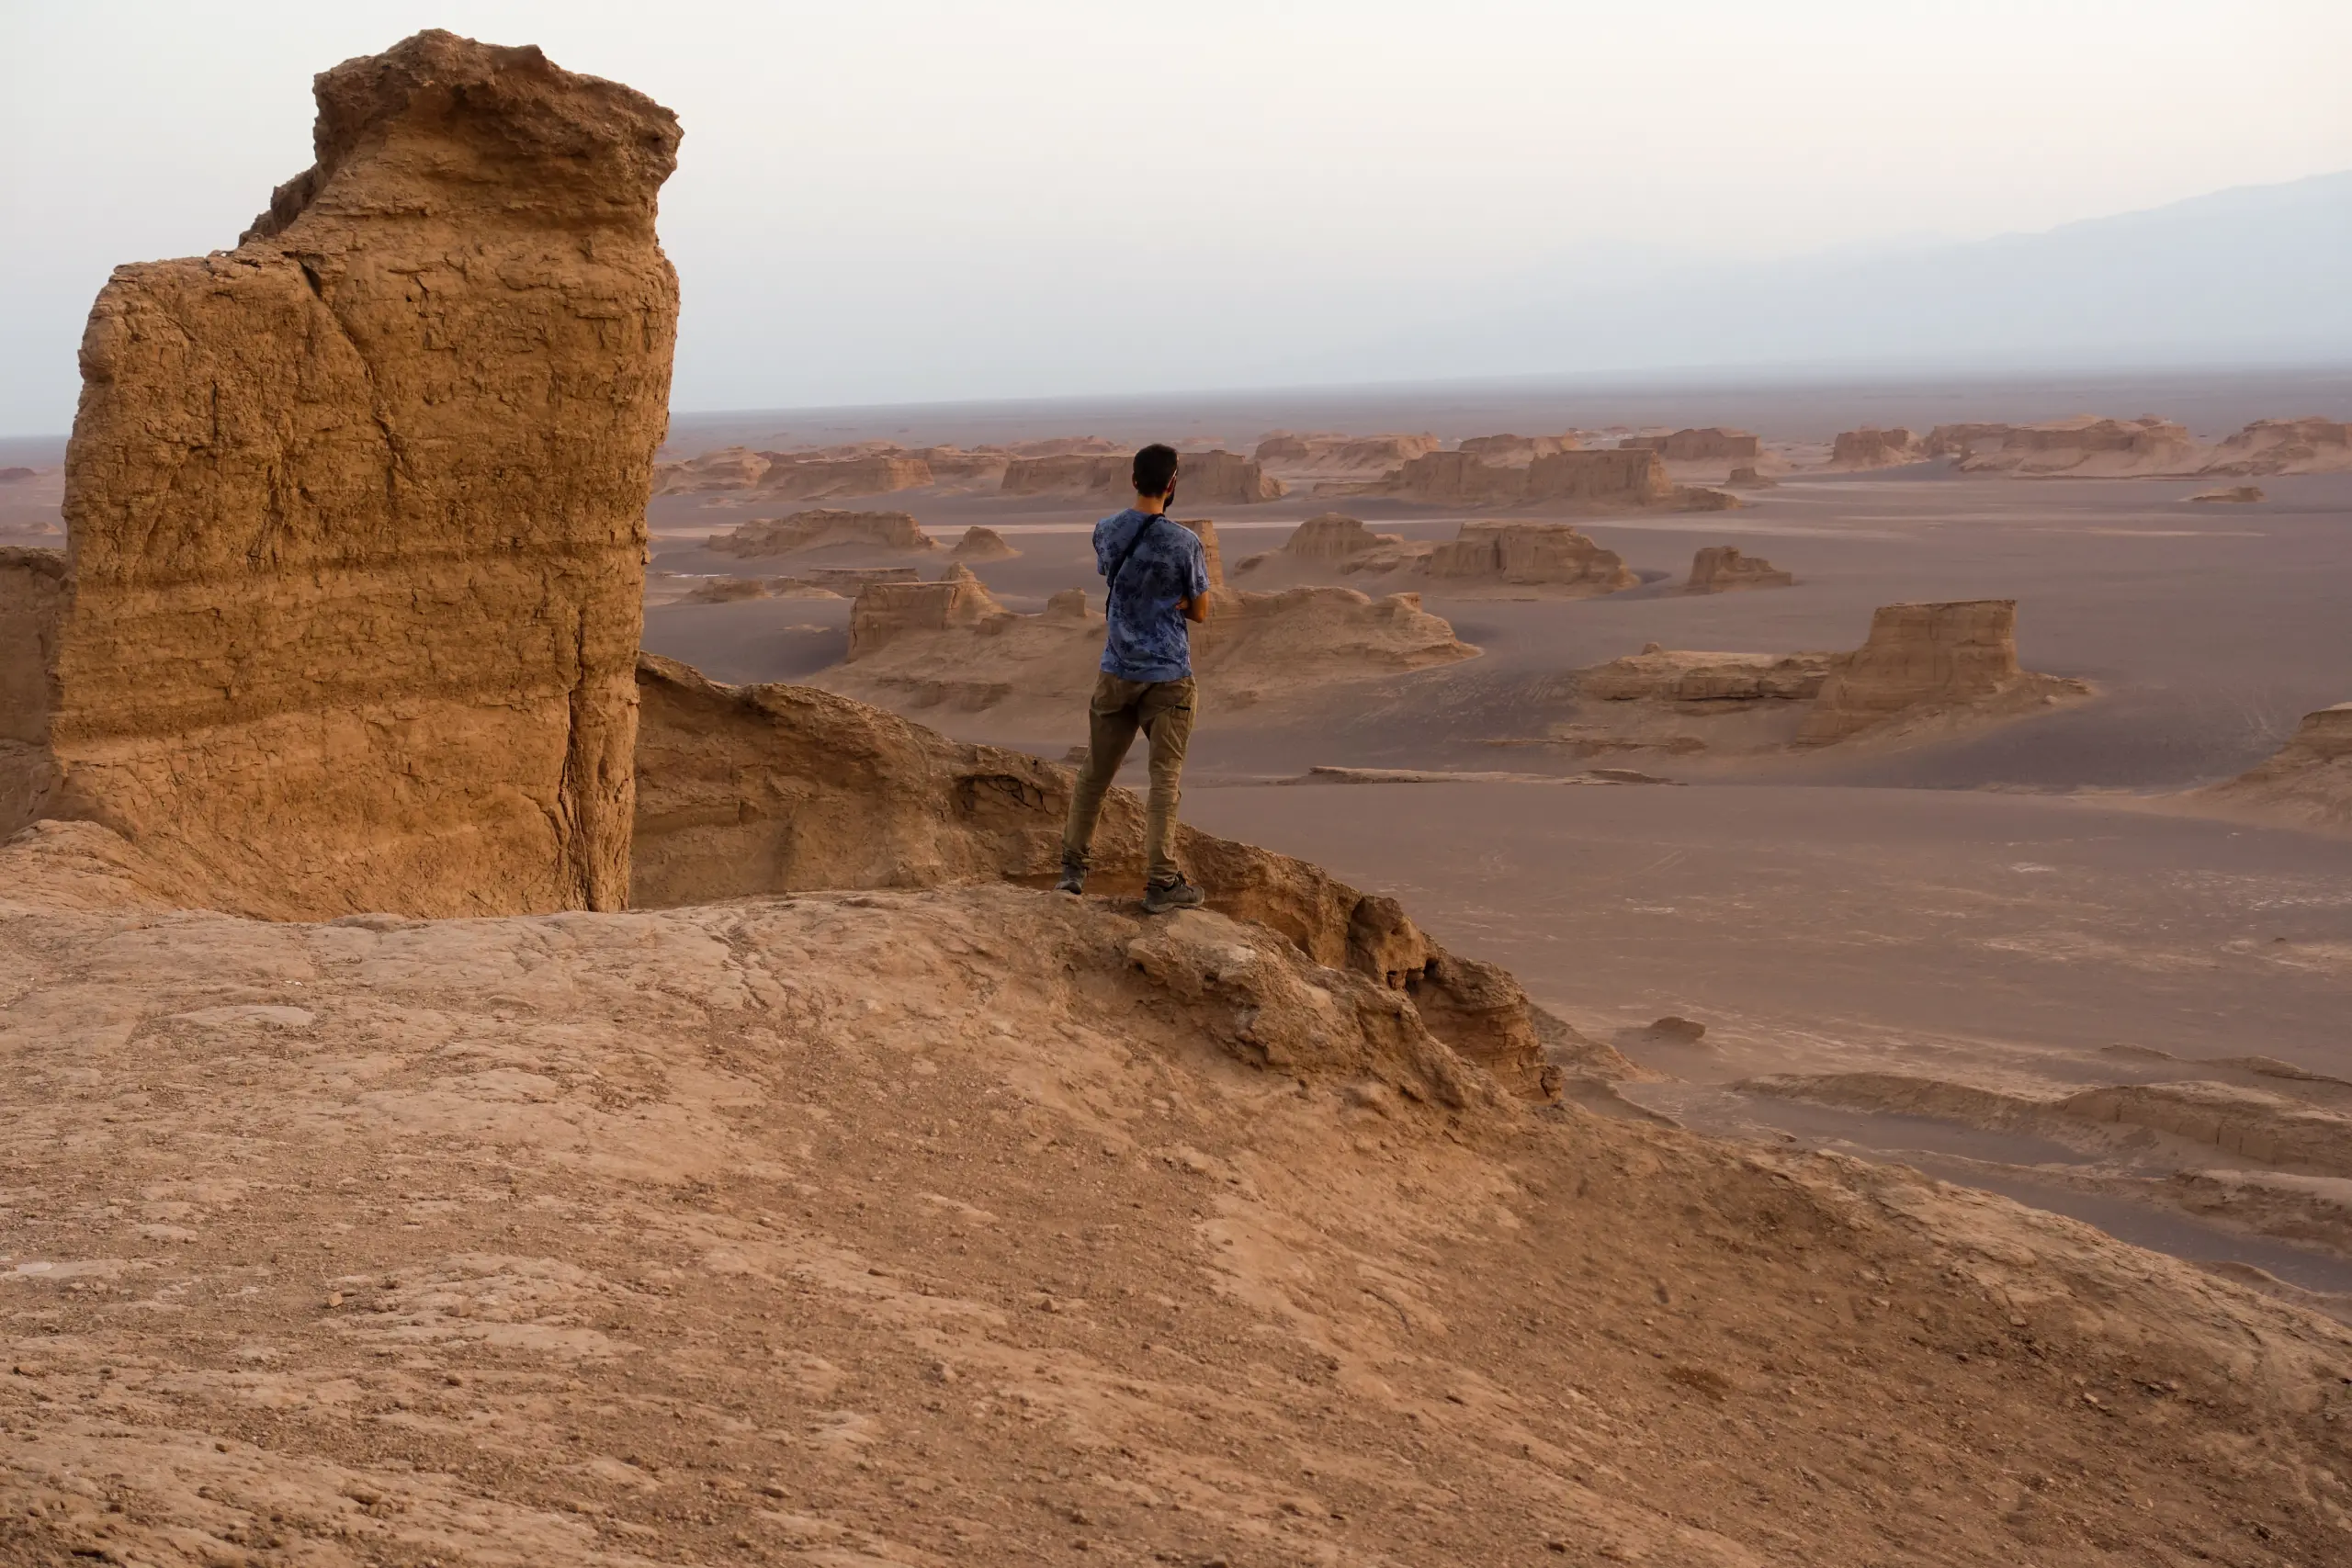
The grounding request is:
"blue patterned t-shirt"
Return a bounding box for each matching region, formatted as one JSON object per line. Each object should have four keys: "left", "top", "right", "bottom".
{"left": 1093, "top": 509, "right": 1210, "bottom": 682}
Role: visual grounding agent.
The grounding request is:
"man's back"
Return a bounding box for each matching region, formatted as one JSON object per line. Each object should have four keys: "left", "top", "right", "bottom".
{"left": 1094, "top": 508, "right": 1209, "bottom": 683}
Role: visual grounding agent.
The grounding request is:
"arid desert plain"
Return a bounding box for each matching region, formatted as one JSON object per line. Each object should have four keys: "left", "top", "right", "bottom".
{"left": 6, "top": 28, "right": 2352, "bottom": 1568}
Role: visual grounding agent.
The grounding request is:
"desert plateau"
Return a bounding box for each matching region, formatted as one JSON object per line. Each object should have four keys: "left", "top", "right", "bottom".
{"left": 4, "top": 18, "right": 2352, "bottom": 1568}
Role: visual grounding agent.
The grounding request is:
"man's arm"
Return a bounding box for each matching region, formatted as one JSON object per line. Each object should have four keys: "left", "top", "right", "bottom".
{"left": 1183, "top": 592, "right": 1210, "bottom": 625}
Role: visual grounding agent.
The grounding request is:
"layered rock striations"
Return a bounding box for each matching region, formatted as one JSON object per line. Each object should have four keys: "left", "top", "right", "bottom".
{"left": 8, "top": 30, "right": 679, "bottom": 918}
{"left": 996, "top": 448, "right": 1282, "bottom": 504}
{"left": 709, "top": 509, "right": 937, "bottom": 557}
{"left": 1366, "top": 447, "right": 1683, "bottom": 510}
{"left": 1254, "top": 432, "right": 1438, "bottom": 477}
{"left": 755, "top": 453, "right": 934, "bottom": 500}
{"left": 1681, "top": 545, "right": 1794, "bottom": 593}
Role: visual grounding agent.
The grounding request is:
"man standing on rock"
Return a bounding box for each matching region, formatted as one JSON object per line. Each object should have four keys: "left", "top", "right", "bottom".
{"left": 1057, "top": 443, "right": 1212, "bottom": 913}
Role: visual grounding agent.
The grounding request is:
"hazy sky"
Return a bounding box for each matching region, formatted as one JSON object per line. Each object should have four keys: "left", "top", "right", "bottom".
{"left": 6, "top": 0, "right": 2350, "bottom": 432}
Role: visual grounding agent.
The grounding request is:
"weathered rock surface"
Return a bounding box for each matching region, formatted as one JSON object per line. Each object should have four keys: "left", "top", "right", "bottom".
{"left": 844, "top": 563, "right": 1009, "bottom": 660}
{"left": 1828, "top": 427, "right": 1921, "bottom": 468}
{"left": 1935, "top": 417, "right": 2199, "bottom": 477}
{"left": 1254, "top": 432, "right": 1437, "bottom": 476}
{"left": 2200, "top": 417, "right": 2352, "bottom": 476}
{"left": 1724, "top": 465, "right": 1778, "bottom": 489}
{"left": 1581, "top": 648, "right": 1834, "bottom": 704}
{"left": 1172, "top": 448, "right": 1286, "bottom": 503}
{"left": 6, "top": 809, "right": 2349, "bottom": 1566}
{"left": 678, "top": 576, "right": 774, "bottom": 604}
{"left": 708, "top": 509, "right": 937, "bottom": 557}
{"left": 1458, "top": 432, "right": 1580, "bottom": 465}
{"left": 1238, "top": 515, "right": 1634, "bottom": 598}
{"left": 1425, "top": 522, "right": 1638, "bottom": 595}
{"left": 1619, "top": 427, "right": 1761, "bottom": 462}
{"left": 1272, "top": 512, "right": 1401, "bottom": 563}
{"left": 947, "top": 525, "right": 1020, "bottom": 560}
{"left": 1798, "top": 600, "right": 2090, "bottom": 745}
{"left": 754, "top": 452, "right": 934, "bottom": 500}
{"left": 653, "top": 445, "right": 770, "bottom": 493}
{"left": 6, "top": 29, "right": 678, "bottom": 919}
{"left": 1682, "top": 545, "right": 1795, "bottom": 593}
{"left": 1360, "top": 448, "right": 1689, "bottom": 513}
{"left": 999, "top": 452, "right": 1127, "bottom": 498}
{"left": 2186, "top": 703, "right": 2352, "bottom": 835}
{"left": 2189, "top": 485, "right": 2266, "bottom": 504}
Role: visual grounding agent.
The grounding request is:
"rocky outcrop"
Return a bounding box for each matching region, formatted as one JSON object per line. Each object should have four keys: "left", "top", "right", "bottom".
{"left": 911, "top": 446, "right": 1013, "bottom": 487}
{"left": 1797, "top": 600, "right": 2088, "bottom": 744}
{"left": 0, "top": 468, "right": 37, "bottom": 484}
{"left": 630, "top": 651, "right": 1550, "bottom": 1097}
{"left": 1725, "top": 466, "right": 1777, "bottom": 489}
{"left": 2189, "top": 486, "right": 2266, "bottom": 504}
{"left": 1173, "top": 516, "right": 1226, "bottom": 588}
{"left": 1580, "top": 647, "right": 1832, "bottom": 703}
{"left": 1828, "top": 427, "right": 1920, "bottom": 468}
{"left": 2187, "top": 704, "right": 2352, "bottom": 834}
{"left": 679, "top": 577, "right": 775, "bottom": 604}
{"left": 1274, "top": 512, "right": 1400, "bottom": 564}
{"left": 1254, "top": 433, "right": 1438, "bottom": 476}
{"left": 653, "top": 446, "right": 771, "bottom": 493}
{"left": 756, "top": 453, "right": 934, "bottom": 500}
{"left": 1376, "top": 450, "right": 1526, "bottom": 503}
{"left": 844, "top": 564, "right": 1008, "bottom": 660}
{"left": 1522, "top": 449, "right": 1679, "bottom": 504}
{"left": 1457, "top": 433, "right": 1578, "bottom": 465}
{"left": 1939, "top": 417, "right": 2199, "bottom": 477}
{"left": 1424, "top": 523, "right": 1636, "bottom": 596}
{"left": 1618, "top": 428, "right": 1760, "bottom": 462}
{"left": 948, "top": 525, "right": 1020, "bottom": 560}
{"left": 2200, "top": 418, "right": 2352, "bottom": 477}
{"left": 1000, "top": 453, "right": 1127, "bottom": 498}
{"left": 1681, "top": 546, "right": 1794, "bottom": 593}
{"left": 1367, "top": 447, "right": 1678, "bottom": 510}
{"left": 0, "top": 547, "right": 68, "bottom": 830}
{"left": 1173, "top": 449, "right": 1286, "bottom": 504}
{"left": 709, "top": 509, "right": 937, "bottom": 557}
{"left": 6, "top": 31, "right": 678, "bottom": 919}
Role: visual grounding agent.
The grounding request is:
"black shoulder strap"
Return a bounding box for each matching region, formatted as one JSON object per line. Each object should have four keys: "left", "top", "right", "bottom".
{"left": 1104, "top": 514, "right": 1165, "bottom": 593}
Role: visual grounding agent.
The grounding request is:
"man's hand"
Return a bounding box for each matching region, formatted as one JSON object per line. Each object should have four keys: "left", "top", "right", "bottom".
{"left": 1183, "top": 592, "right": 1211, "bottom": 625}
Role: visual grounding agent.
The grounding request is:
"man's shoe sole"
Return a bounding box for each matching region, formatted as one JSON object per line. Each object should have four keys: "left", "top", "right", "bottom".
{"left": 1143, "top": 888, "right": 1206, "bottom": 915}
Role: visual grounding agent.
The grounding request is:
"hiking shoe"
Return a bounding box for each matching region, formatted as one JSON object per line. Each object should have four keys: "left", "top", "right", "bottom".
{"left": 1054, "top": 859, "right": 1086, "bottom": 896}
{"left": 1143, "top": 876, "right": 1206, "bottom": 915}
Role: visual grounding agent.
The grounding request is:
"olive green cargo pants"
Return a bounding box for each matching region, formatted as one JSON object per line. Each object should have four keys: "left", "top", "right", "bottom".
{"left": 1060, "top": 672, "right": 1197, "bottom": 886}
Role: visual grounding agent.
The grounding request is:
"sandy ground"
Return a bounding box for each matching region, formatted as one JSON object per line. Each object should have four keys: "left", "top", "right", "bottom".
{"left": 7, "top": 831, "right": 2352, "bottom": 1566}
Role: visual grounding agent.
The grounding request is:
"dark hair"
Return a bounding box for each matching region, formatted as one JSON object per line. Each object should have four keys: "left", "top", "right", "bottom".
{"left": 1132, "top": 443, "right": 1180, "bottom": 498}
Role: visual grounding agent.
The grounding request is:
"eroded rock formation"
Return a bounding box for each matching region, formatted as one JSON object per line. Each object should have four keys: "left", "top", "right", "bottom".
{"left": 1425, "top": 523, "right": 1637, "bottom": 595}
{"left": 1682, "top": 546, "right": 1794, "bottom": 593}
{"left": 630, "top": 652, "right": 1550, "bottom": 1097}
{"left": 1934, "top": 417, "right": 2199, "bottom": 477}
{"left": 1365, "top": 447, "right": 1682, "bottom": 510}
{"left": 1458, "top": 433, "right": 1579, "bottom": 465}
{"left": 756, "top": 453, "right": 933, "bottom": 500}
{"left": 2200, "top": 418, "right": 2352, "bottom": 476}
{"left": 1172, "top": 449, "right": 1286, "bottom": 504}
{"left": 1797, "top": 600, "right": 2088, "bottom": 744}
{"left": 709, "top": 510, "right": 937, "bottom": 557}
{"left": 1580, "top": 648, "right": 1832, "bottom": 704}
{"left": 948, "top": 525, "right": 1020, "bottom": 560}
{"left": 653, "top": 446, "right": 770, "bottom": 493}
{"left": 6, "top": 30, "right": 679, "bottom": 919}
{"left": 1618, "top": 428, "right": 1761, "bottom": 462}
{"left": 999, "top": 453, "right": 1127, "bottom": 498}
{"left": 1274, "top": 513, "right": 1401, "bottom": 563}
{"left": 2189, "top": 486, "right": 2266, "bottom": 504}
{"left": 1254, "top": 432, "right": 1438, "bottom": 476}
{"left": 845, "top": 564, "right": 1008, "bottom": 660}
{"left": 1828, "top": 427, "right": 1921, "bottom": 468}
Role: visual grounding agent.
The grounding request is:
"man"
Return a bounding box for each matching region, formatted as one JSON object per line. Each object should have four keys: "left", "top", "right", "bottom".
{"left": 1057, "top": 443, "right": 1211, "bottom": 913}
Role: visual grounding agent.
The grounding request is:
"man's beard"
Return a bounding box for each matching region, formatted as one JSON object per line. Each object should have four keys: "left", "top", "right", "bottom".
{"left": 1163, "top": 485, "right": 1177, "bottom": 512}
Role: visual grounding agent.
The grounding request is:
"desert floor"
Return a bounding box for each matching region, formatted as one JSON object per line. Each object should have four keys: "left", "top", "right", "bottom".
{"left": 618, "top": 376, "right": 2352, "bottom": 1304}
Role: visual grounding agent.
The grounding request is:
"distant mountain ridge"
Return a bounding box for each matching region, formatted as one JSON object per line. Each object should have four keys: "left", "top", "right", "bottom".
{"left": 1284, "top": 171, "right": 2352, "bottom": 382}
